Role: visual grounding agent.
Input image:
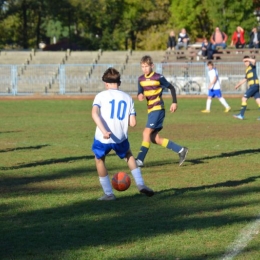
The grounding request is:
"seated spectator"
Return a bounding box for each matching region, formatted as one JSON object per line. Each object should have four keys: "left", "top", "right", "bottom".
{"left": 230, "top": 26, "right": 245, "bottom": 49}
{"left": 249, "top": 27, "right": 260, "bottom": 48}
{"left": 167, "top": 30, "right": 176, "bottom": 51}
{"left": 175, "top": 28, "right": 189, "bottom": 50}
{"left": 210, "top": 27, "right": 228, "bottom": 51}
{"left": 201, "top": 38, "right": 213, "bottom": 60}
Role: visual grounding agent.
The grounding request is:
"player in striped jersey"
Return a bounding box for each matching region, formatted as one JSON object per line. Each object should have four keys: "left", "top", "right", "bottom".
{"left": 233, "top": 56, "right": 260, "bottom": 120}
{"left": 135, "top": 55, "right": 188, "bottom": 168}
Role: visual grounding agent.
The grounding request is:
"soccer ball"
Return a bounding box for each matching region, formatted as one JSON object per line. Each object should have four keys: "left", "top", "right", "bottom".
{"left": 111, "top": 172, "right": 131, "bottom": 191}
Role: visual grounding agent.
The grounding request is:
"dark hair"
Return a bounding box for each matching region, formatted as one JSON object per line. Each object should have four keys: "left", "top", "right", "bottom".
{"left": 102, "top": 67, "right": 121, "bottom": 84}
{"left": 207, "top": 61, "right": 214, "bottom": 66}
{"left": 140, "top": 55, "right": 153, "bottom": 65}
{"left": 243, "top": 55, "right": 249, "bottom": 59}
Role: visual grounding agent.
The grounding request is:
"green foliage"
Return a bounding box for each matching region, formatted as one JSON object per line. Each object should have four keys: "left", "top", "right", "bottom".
{"left": 0, "top": 0, "right": 258, "bottom": 49}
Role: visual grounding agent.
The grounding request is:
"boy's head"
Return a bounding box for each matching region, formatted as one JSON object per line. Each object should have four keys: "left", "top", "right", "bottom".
{"left": 243, "top": 56, "right": 250, "bottom": 66}
{"left": 207, "top": 60, "right": 214, "bottom": 70}
{"left": 102, "top": 67, "right": 121, "bottom": 86}
{"left": 140, "top": 55, "right": 154, "bottom": 75}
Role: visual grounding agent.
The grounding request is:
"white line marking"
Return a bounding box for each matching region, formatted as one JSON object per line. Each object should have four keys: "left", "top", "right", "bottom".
{"left": 221, "top": 213, "right": 260, "bottom": 260}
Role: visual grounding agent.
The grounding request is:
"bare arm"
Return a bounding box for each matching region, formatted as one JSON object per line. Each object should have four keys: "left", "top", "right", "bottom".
{"left": 208, "top": 75, "right": 217, "bottom": 89}
{"left": 129, "top": 114, "right": 136, "bottom": 127}
{"left": 243, "top": 57, "right": 256, "bottom": 65}
{"left": 92, "top": 105, "right": 111, "bottom": 139}
{"left": 235, "top": 78, "right": 247, "bottom": 90}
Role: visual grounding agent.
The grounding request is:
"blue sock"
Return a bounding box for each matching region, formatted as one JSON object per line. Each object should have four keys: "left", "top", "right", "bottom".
{"left": 166, "top": 140, "right": 182, "bottom": 153}
{"left": 240, "top": 103, "right": 247, "bottom": 116}
{"left": 136, "top": 141, "right": 150, "bottom": 162}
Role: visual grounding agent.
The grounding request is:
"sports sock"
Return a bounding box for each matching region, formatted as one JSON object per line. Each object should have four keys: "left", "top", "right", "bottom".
{"left": 136, "top": 141, "right": 150, "bottom": 162}
{"left": 99, "top": 175, "right": 113, "bottom": 195}
{"left": 162, "top": 138, "right": 182, "bottom": 153}
{"left": 206, "top": 99, "right": 212, "bottom": 110}
{"left": 240, "top": 102, "right": 247, "bottom": 116}
{"left": 219, "top": 97, "right": 230, "bottom": 108}
{"left": 131, "top": 168, "right": 144, "bottom": 186}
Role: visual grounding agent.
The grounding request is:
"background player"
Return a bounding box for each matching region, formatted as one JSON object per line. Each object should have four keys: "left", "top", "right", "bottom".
{"left": 135, "top": 55, "right": 188, "bottom": 168}
{"left": 233, "top": 56, "right": 260, "bottom": 120}
{"left": 92, "top": 67, "right": 154, "bottom": 200}
{"left": 201, "top": 61, "right": 231, "bottom": 113}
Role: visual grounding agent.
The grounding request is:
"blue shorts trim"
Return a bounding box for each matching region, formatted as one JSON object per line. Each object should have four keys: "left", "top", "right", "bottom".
{"left": 208, "top": 89, "right": 222, "bottom": 98}
{"left": 92, "top": 138, "right": 130, "bottom": 159}
{"left": 146, "top": 110, "right": 165, "bottom": 130}
{"left": 244, "top": 85, "right": 260, "bottom": 99}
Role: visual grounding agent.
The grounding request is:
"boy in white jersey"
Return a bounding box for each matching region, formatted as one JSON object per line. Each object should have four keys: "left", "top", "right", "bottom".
{"left": 92, "top": 67, "right": 154, "bottom": 200}
{"left": 201, "top": 61, "right": 231, "bottom": 113}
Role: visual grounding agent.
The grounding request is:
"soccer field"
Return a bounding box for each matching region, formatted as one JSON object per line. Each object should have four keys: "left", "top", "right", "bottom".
{"left": 0, "top": 97, "right": 260, "bottom": 260}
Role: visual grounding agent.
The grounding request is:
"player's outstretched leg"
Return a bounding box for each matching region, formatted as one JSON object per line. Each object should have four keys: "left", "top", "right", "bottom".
{"left": 127, "top": 151, "right": 154, "bottom": 197}
{"left": 218, "top": 97, "right": 231, "bottom": 112}
{"left": 233, "top": 102, "right": 247, "bottom": 120}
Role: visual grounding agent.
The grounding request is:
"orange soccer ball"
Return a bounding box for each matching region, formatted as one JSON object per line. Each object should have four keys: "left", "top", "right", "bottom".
{"left": 111, "top": 172, "right": 131, "bottom": 191}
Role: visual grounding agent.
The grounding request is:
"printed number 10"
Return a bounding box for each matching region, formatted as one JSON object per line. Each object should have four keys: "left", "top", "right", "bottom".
{"left": 109, "top": 99, "right": 127, "bottom": 120}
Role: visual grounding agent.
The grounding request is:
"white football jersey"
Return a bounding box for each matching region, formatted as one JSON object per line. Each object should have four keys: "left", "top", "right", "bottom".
{"left": 208, "top": 68, "right": 221, "bottom": 90}
{"left": 92, "top": 89, "right": 136, "bottom": 144}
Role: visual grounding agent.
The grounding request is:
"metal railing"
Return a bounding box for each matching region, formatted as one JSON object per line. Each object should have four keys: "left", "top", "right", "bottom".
{"left": 0, "top": 62, "right": 255, "bottom": 96}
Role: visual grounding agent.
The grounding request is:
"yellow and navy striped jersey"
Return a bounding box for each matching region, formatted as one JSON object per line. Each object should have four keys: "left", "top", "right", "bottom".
{"left": 245, "top": 63, "right": 259, "bottom": 87}
{"left": 138, "top": 72, "right": 170, "bottom": 113}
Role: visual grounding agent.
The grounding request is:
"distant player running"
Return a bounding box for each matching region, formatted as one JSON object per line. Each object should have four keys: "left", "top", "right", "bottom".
{"left": 201, "top": 61, "right": 231, "bottom": 113}
{"left": 92, "top": 67, "right": 154, "bottom": 201}
{"left": 233, "top": 56, "right": 260, "bottom": 120}
{"left": 135, "top": 55, "right": 188, "bottom": 168}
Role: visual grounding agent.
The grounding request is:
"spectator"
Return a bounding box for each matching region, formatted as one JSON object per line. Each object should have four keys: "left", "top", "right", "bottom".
{"left": 167, "top": 30, "right": 176, "bottom": 51}
{"left": 201, "top": 38, "right": 213, "bottom": 60}
{"left": 249, "top": 27, "right": 260, "bottom": 49}
{"left": 210, "top": 27, "right": 228, "bottom": 51}
{"left": 230, "top": 26, "right": 245, "bottom": 49}
{"left": 175, "top": 28, "right": 190, "bottom": 50}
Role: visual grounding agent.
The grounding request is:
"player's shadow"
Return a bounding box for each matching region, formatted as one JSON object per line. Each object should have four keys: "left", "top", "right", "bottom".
{"left": 189, "top": 148, "right": 260, "bottom": 165}
{"left": 158, "top": 175, "right": 260, "bottom": 196}
{"left": 0, "top": 144, "right": 50, "bottom": 153}
{"left": 149, "top": 148, "right": 260, "bottom": 166}
{"left": 0, "top": 130, "right": 22, "bottom": 134}
{"left": 0, "top": 153, "right": 115, "bottom": 170}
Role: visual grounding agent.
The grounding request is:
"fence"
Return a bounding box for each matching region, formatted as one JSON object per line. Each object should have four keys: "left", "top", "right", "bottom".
{"left": 0, "top": 61, "right": 255, "bottom": 96}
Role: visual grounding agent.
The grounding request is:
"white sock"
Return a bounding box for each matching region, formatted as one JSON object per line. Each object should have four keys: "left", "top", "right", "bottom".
{"left": 99, "top": 175, "right": 113, "bottom": 195}
{"left": 219, "top": 97, "right": 229, "bottom": 108}
{"left": 206, "top": 99, "right": 212, "bottom": 110}
{"left": 131, "top": 168, "right": 144, "bottom": 186}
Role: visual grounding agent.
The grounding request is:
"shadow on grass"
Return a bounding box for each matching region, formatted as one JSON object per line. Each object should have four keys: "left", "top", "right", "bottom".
{"left": 0, "top": 171, "right": 260, "bottom": 260}
{"left": 0, "top": 130, "right": 23, "bottom": 134}
{"left": 0, "top": 154, "right": 117, "bottom": 170}
{"left": 159, "top": 175, "right": 260, "bottom": 196}
{"left": 0, "top": 144, "right": 50, "bottom": 153}
{"left": 147, "top": 148, "right": 260, "bottom": 167}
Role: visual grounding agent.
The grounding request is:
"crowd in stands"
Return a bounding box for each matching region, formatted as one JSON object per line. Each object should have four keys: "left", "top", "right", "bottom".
{"left": 167, "top": 26, "right": 260, "bottom": 60}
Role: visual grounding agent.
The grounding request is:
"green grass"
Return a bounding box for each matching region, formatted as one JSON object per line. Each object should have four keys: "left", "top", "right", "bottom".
{"left": 0, "top": 97, "right": 260, "bottom": 260}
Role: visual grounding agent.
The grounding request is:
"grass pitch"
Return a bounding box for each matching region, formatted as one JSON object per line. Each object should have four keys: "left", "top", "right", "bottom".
{"left": 0, "top": 97, "right": 260, "bottom": 260}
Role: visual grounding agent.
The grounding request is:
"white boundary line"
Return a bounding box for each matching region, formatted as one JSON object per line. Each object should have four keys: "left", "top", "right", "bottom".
{"left": 220, "top": 213, "right": 260, "bottom": 260}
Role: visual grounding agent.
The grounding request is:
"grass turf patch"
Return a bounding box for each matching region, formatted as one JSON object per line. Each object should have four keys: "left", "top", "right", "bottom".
{"left": 0, "top": 97, "right": 260, "bottom": 260}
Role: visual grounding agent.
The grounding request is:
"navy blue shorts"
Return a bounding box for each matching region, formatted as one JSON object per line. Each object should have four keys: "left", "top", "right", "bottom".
{"left": 208, "top": 89, "right": 222, "bottom": 98}
{"left": 92, "top": 138, "right": 130, "bottom": 159}
{"left": 145, "top": 110, "right": 165, "bottom": 131}
{"left": 244, "top": 85, "right": 260, "bottom": 99}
